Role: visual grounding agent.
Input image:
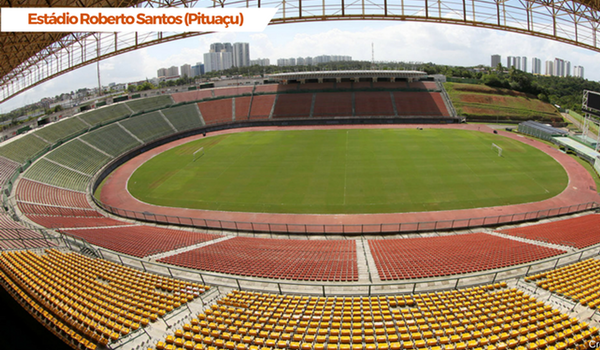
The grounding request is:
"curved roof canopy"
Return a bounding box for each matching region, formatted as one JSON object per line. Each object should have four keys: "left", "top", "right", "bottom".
{"left": 0, "top": 0, "right": 146, "bottom": 85}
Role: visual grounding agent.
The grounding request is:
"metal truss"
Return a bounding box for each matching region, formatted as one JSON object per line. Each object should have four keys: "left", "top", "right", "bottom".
{"left": 1, "top": 0, "right": 600, "bottom": 104}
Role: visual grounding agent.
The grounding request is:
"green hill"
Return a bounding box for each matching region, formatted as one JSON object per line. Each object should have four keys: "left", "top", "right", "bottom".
{"left": 445, "top": 82, "right": 563, "bottom": 123}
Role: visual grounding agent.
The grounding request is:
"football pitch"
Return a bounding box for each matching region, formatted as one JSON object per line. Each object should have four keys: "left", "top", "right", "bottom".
{"left": 127, "top": 128, "right": 568, "bottom": 214}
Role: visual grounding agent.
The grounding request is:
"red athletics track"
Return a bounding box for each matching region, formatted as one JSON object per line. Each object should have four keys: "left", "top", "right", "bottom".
{"left": 100, "top": 124, "right": 600, "bottom": 230}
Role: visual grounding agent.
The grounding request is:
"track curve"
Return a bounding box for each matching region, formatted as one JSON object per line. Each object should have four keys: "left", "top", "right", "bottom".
{"left": 99, "top": 124, "right": 599, "bottom": 229}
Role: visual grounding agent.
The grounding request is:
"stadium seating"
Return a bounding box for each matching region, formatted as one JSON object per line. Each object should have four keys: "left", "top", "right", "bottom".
{"left": 373, "top": 81, "right": 409, "bottom": 89}
{"left": 234, "top": 95, "right": 276, "bottom": 121}
{"left": 500, "top": 214, "right": 600, "bottom": 249}
{"left": 119, "top": 111, "right": 175, "bottom": 143}
{"left": 214, "top": 86, "right": 254, "bottom": 97}
{"left": 0, "top": 156, "right": 20, "bottom": 189}
{"left": 408, "top": 81, "right": 439, "bottom": 90}
{"left": 0, "top": 133, "right": 49, "bottom": 164}
{"left": 352, "top": 82, "right": 373, "bottom": 89}
{"left": 369, "top": 233, "right": 565, "bottom": 280}
{"left": 313, "top": 92, "right": 353, "bottom": 117}
{"left": 125, "top": 95, "right": 173, "bottom": 113}
{"left": 171, "top": 89, "right": 214, "bottom": 103}
{"left": 253, "top": 84, "right": 280, "bottom": 93}
{"left": 159, "top": 237, "right": 358, "bottom": 281}
{"left": 297, "top": 82, "right": 336, "bottom": 91}
{"left": 15, "top": 178, "right": 89, "bottom": 207}
{"left": 234, "top": 96, "right": 252, "bottom": 121}
{"left": 0, "top": 212, "right": 55, "bottom": 250}
{"left": 44, "top": 139, "right": 112, "bottom": 176}
{"left": 393, "top": 92, "right": 450, "bottom": 116}
{"left": 198, "top": 99, "right": 234, "bottom": 125}
{"left": 272, "top": 94, "right": 313, "bottom": 119}
{"left": 61, "top": 225, "right": 221, "bottom": 258}
{"left": 162, "top": 104, "right": 205, "bottom": 132}
{"left": 26, "top": 215, "right": 132, "bottom": 229}
{"left": 23, "top": 159, "right": 91, "bottom": 192}
{"left": 78, "top": 103, "right": 131, "bottom": 127}
{"left": 525, "top": 258, "right": 600, "bottom": 309}
{"left": 154, "top": 285, "right": 599, "bottom": 350}
{"left": 354, "top": 92, "right": 395, "bottom": 116}
{"left": 79, "top": 123, "right": 142, "bottom": 157}
{"left": 248, "top": 95, "right": 276, "bottom": 120}
{"left": 0, "top": 249, "right": 208, "bottom": 349}
{"left": 33, "top": 116, "right": 89, "bottom": 144}
{"left": 17, "top": 202, "right": 101, "bottom": 217}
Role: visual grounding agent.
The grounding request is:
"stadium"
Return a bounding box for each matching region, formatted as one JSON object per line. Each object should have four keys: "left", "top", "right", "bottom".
{"left": 3, "top": 1, "right": 600, "bottom": 350}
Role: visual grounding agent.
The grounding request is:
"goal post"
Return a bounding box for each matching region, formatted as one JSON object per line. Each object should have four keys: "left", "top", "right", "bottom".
{"left": 491, "top": 143, "right": 503, "bottom": 157}
{"left": 193, "top": 146, "right": 204, "bottom": 162}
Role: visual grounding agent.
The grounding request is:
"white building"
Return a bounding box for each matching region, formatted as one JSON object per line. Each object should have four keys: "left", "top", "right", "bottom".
{"left": 574, "top": 66, "right": 584, "bottom": 78}
{"left": 167, "top": 66, "right": 179, "bottom": 77}
{"left": 204, "top": 52, "right": 233, "bottom": 73}
{"left": 250, "top": 58, "right": 270, "bottom": 66}
{"left": 157, "top": 68, "right": 167, "bottom": 78}
{"left": 545, "top": 61, "right": 554, "bottom": 76}
{"left": 553, "top": 58, "right": 565, "bottom": 77}
{"left": 532, "top": 58, "right": 542, "bottom": 74}
{"left": 233, "top": 42, "right": 250, "bottom": 67}
{"left": 180, "top": 64, "right": 192, "bottom": 78}
{"left": 521, "top": 56, "right": 527, "bottom": 72}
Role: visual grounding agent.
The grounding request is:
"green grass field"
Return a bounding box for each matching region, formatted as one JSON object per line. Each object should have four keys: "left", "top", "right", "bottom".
{"left": 127, "top": 128, "right": 568, "bottom": 214}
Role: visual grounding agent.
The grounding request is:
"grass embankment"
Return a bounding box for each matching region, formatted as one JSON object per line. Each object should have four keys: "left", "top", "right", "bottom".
{"left": 444, "top": 83, "right": 562, "bottom": 123}
{"left": 127, "top": 128, "right": 567, "bottom": 214}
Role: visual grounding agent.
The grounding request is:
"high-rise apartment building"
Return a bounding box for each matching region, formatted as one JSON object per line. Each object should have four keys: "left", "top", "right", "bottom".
{"left": 545, "top": 61, "right": 554, "bottom": 76}
{"left": 191, "top": 63, "right": 204, "bottom": 77}
{"left": 232, "top": 42, "right": 250, "bottom": 67}
{"left": 521, "top": 57, "right": 527, "bottom": 72}
{"left": 180, "top": 64, "right": 191, "bottom": 78}
{"left": 554, "top": 58, "right": 565, "bottom": 77}
{"left": 250, "top": 58, "right": 270, "bottom": 66}
{"left": 166, "top": 66, "right": 179, "bottom": 77}
{"left": 532, "top": 58, "right": 542, "bottom": 74}
{"left": 491, "top": 54, "right": 501, "bottom": 68}
{"left": 204, "top": 52, "right": 233, "bottom": 73}
{"left": 573, "top": 66, "right": 584, "bottom": 78}
{"left": 157, "top": 68, "right": 167, "bottom": 77}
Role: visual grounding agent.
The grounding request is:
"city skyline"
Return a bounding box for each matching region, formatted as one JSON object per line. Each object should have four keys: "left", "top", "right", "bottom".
{"left": 491, "top": 54, "right": 582, "bottom": 78}
{"left": 1, "top": 20, "right": 599, "bottom": 112}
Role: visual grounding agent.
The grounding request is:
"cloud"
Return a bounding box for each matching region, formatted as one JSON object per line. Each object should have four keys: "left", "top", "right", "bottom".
{"left": 1, "top": 21, "right": 598, "bottom": 112}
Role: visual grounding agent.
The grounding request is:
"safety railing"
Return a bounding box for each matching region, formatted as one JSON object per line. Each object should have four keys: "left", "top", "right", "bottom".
{"left": 93, "top": 199, "right": 599, "bottom": 235}
{"left": 93, "top": 241, "right": 600, "bottom": 297}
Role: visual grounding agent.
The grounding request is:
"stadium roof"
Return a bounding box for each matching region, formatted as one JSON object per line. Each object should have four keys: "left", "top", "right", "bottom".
{"left": 0, "top": 0, "right": 148, "bottom": 86}
{"left": 268, "top": 70, "right": 428, "bottom": 81}
{"left": 2, "top": 0, "right": 600, "bottom": 103}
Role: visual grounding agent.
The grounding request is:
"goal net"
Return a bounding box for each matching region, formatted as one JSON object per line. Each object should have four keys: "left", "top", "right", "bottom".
{"left": 193, "top": 146, "right": 204, "bottom": 162}
{"left": 491, "top": 143, "right": 503, "bottom": 157}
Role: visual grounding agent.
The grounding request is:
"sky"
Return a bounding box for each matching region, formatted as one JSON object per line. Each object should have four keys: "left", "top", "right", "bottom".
{"left": 1, "top": 19, "right": 599, "bottom": 113}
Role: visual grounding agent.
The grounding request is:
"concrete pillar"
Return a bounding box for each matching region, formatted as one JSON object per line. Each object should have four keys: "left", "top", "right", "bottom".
{"left": 318, "top": 78, "right": 323, "bottom": 83}
{"left": 336, "top": 77, "right": 342, "bottom": 83}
